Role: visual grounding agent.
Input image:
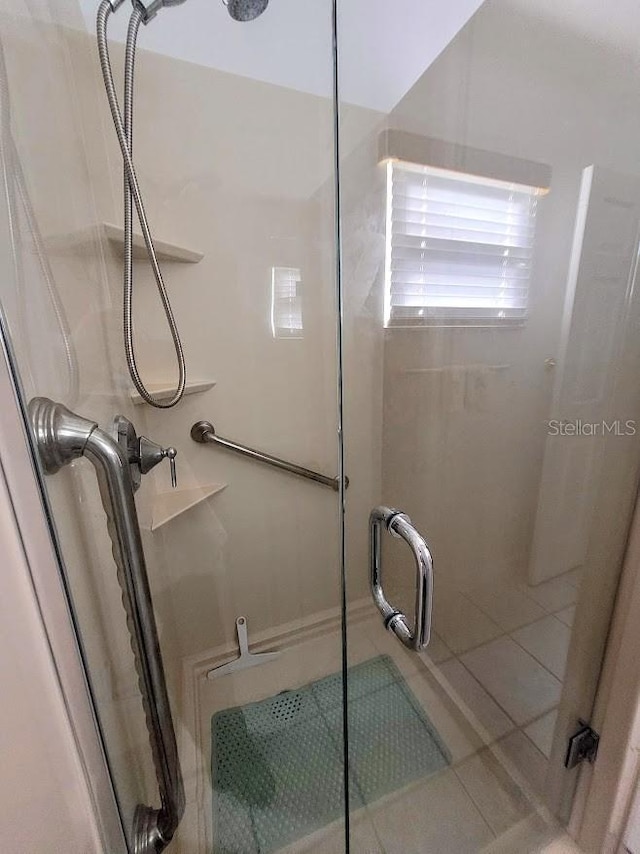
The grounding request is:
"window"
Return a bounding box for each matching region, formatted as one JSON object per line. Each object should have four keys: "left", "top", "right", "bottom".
{"left": 271, "top": 266, "right": 303, "bottom": 339}
{"left": 384, "top": 160, "right": 545, "bottom": 327}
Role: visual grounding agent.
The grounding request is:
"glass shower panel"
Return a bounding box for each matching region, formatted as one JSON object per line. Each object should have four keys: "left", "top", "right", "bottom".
{"left": 0, "top": 1, "right": 344, "bottom": 852}
{"left": 338, "top": 0, "right": 640, "bottom": 850}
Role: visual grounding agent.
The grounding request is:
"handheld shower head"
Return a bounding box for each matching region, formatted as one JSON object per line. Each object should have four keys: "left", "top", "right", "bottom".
{"left": 124, "top": 0, "right": 269, "bottom": 23}
{"left": 225, "top": 0, "right": 269, "bottom": 21}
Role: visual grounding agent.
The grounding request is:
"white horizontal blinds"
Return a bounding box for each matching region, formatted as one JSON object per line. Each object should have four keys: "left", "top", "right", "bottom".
{"left": 386, "top": 161, "right": 542, "bottom": 326}
{"left": 271, "top": 266, "right": 303, "bottom": 338}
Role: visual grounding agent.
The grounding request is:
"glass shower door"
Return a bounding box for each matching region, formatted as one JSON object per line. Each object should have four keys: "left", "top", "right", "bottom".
{"left": 0, "top": 1, "right": 346, "bottom": 852}
{"left": 338, "top": 0, "right": 640, "bottom": 850}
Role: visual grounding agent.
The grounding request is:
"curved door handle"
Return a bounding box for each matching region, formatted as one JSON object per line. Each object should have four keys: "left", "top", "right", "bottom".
{"left": 29, "top": 398, "right": 184, "bottom": 854}
{"left": 370, "top": 506, "right": 434, "bottom": 651}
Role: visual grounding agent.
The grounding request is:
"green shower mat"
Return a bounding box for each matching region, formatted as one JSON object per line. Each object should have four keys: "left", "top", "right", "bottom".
{"left": 211, "top": 655, "right": 450, "bottom": 853}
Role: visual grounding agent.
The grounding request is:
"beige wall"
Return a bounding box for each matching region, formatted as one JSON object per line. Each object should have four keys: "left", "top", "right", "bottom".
{"left": 338, "top": 0, "right": 640, "bottom": 824}
{"left": 339, "top": 0, "right": 640, "bottom": 600}
{"left": 0, "top": 0, "right": 380, "bottom": 838}
{"left": 4, "top": 0, "right": 640, "bottom": 848}
{"left": 77, "top": 38, "right": 349, "bottom": 665}
{"left": 0, "top": 0, "right": 160, "bottom": 833}
{"left": 385, "top": 2, "right": 640, "bottom": 596}
{"left": 0, "top": 460, "right": 105, "bottom": 853}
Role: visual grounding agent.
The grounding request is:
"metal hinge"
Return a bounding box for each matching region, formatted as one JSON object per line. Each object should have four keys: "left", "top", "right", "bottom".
{"left": 565, "top": 720, "right": 600, "bottom": 769}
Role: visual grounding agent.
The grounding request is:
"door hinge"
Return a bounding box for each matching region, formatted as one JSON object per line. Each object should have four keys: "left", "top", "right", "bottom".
{"left": 565, "top": 720, "right": 600, "bottom": 769}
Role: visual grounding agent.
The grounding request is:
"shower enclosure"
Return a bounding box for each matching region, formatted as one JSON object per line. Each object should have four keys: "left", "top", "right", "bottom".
{"left": 2, "top": 0, "right": 640, "bottom": 851}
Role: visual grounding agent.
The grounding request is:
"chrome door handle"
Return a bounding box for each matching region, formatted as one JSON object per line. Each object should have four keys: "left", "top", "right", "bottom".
{"left": 28, "top": 398, "right": 184, "bottom": 853}
{"left": 370, "top": 506, "right": 434, "bottom": 651}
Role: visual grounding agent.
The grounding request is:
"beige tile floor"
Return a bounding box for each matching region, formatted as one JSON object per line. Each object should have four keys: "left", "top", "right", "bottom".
{"left": 422, "top": 570, "right": 580, "bottom": 804}
{"left": 460, "top": 636, "right": 562, "bottom": 724}
{"left": 512, "top": 617, "right": 571, "bottom": 680}
{"left": 525, "top": 710, "right": 558, "bottom": 759}
{"left": 181, "top": 570, "right": 582, "bottom": 853}
{"left": 543, "top": 839, "right": 583, "bottom": 853}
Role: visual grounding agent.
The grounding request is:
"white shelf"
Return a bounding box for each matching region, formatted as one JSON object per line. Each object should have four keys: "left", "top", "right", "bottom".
{"left": 130, "top": 379, "right": 216, "bottom": 406}
{"left": 102, "top": 222, "right": 204, "bottom": 264}
{"left": 149, "top": 482, "right": 227, "bottom": 531}
{"left": 44, "top": 223, "right": 204, "bottom": 264}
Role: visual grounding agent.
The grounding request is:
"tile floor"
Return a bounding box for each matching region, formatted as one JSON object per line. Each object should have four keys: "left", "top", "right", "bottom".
{"left": 460, "top": 636, "right": 561, "bottom": 724}
{"left": 424, "top": 569, "right": 581, "bottom": 777}
{"left": 178, "top": 569, "right": 582, "bottom": 853}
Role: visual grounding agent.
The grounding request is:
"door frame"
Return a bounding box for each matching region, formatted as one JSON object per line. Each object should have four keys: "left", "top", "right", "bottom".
{"left": 570, "top": 501, "right": 640, "bottom": 853}
{"left": 0, "top": 331, "right": 127, "bottom": 852}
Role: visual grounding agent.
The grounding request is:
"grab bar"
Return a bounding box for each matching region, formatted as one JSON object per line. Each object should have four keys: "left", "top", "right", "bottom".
{"left": 370, "top": 506, "right": 434, "bottom": 650}
{"left": 29, "top": 398, "right": 184, "bottom": 854}
{"left": 190, "top": 420, "right": 348, "bottom": 492}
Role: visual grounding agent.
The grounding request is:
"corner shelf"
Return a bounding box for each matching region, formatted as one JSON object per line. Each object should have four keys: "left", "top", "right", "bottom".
{"left": 149, "top": 482, "right": 227, "bottom": 531}
{"left": 130, "top": 379, "right": 216, "bottom": 406}
{"left": 102, "top": 222, "right": 204, "bottom": 264}
{"left": 44, "top": 223, "right": 204, "bottom": 264}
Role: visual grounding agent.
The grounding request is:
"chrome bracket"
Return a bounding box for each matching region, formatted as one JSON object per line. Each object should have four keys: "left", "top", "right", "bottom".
{"left": 131, "top": 0, "right": 188, "bottom": 23}
{"left": 565, "top": 721, "right": 600, "bottom": 769}
{"left": 112, "top": 414, "right": 177, "bottom": 491}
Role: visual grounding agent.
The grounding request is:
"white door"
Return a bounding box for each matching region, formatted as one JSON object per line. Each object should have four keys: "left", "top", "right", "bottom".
{"left": 529, "top": 165, "right": 640, "bottom": 585}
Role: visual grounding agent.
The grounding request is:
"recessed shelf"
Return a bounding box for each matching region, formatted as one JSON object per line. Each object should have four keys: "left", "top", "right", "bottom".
{"left": 130, "top": 379, "right": 216, "bottom": 406}
{"left": 149, "top": 482, "right": 227, "bottom": 531}
{"left": 102, "top": 222, "right": 204, "bottom": 264}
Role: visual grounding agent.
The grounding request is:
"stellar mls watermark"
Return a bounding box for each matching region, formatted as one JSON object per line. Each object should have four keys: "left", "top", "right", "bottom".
{"left": 547, "top": 419, "right": 637, "bottom": 437}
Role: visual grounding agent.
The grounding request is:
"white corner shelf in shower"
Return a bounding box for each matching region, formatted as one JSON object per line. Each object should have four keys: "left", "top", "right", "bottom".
{"left": 102, "top": 222, "right": 204, "bottom": 263}
{"left": 44, "top": 223, "right": 204, "bottom": 264}
{"left": 148, "top": 482, "right": 227, "bottom": 531}
{"left": 130, "top": 379, "right": 216, "bottom": 405}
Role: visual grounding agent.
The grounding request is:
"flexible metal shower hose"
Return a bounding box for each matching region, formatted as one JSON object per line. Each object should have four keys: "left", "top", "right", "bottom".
{"left": 97, "top": 0, "right": 186, "bottom": 408}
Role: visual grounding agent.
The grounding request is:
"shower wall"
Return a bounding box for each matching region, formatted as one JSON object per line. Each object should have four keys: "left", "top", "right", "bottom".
{"left": 72, "top": 36, "right": 383, "bottom": 666}
{"left": 340, "top": 0, "right": 640, "bottom": 604}
{"left": 0, "top": 0, "right": 386, "bottom": 834}
{"left": 388, "top": 0, "right": 640, "bottom": 591}
{"left": 1, "top": 1, "right": 361, "bottom": 836}
{"left": 0, "top": 0, "right": 371, "bottom": 840}
{"left": 0, "top": 0, "right": 159, "bottom": 828}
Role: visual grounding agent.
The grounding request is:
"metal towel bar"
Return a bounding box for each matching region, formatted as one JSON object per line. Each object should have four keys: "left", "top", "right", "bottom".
{"left": 190, "top": 420, "right": 348, "bottom": 492}
{"left": 29, "top": 398, "right": 184, "bottom": 854}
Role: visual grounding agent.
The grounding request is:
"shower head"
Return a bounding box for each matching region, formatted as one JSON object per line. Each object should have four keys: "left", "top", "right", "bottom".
{"left": 225, "top": 0, "right": 269, "bottom": 21}
{"left": 123, "top": 0, "right": 269, "bottom": 23}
